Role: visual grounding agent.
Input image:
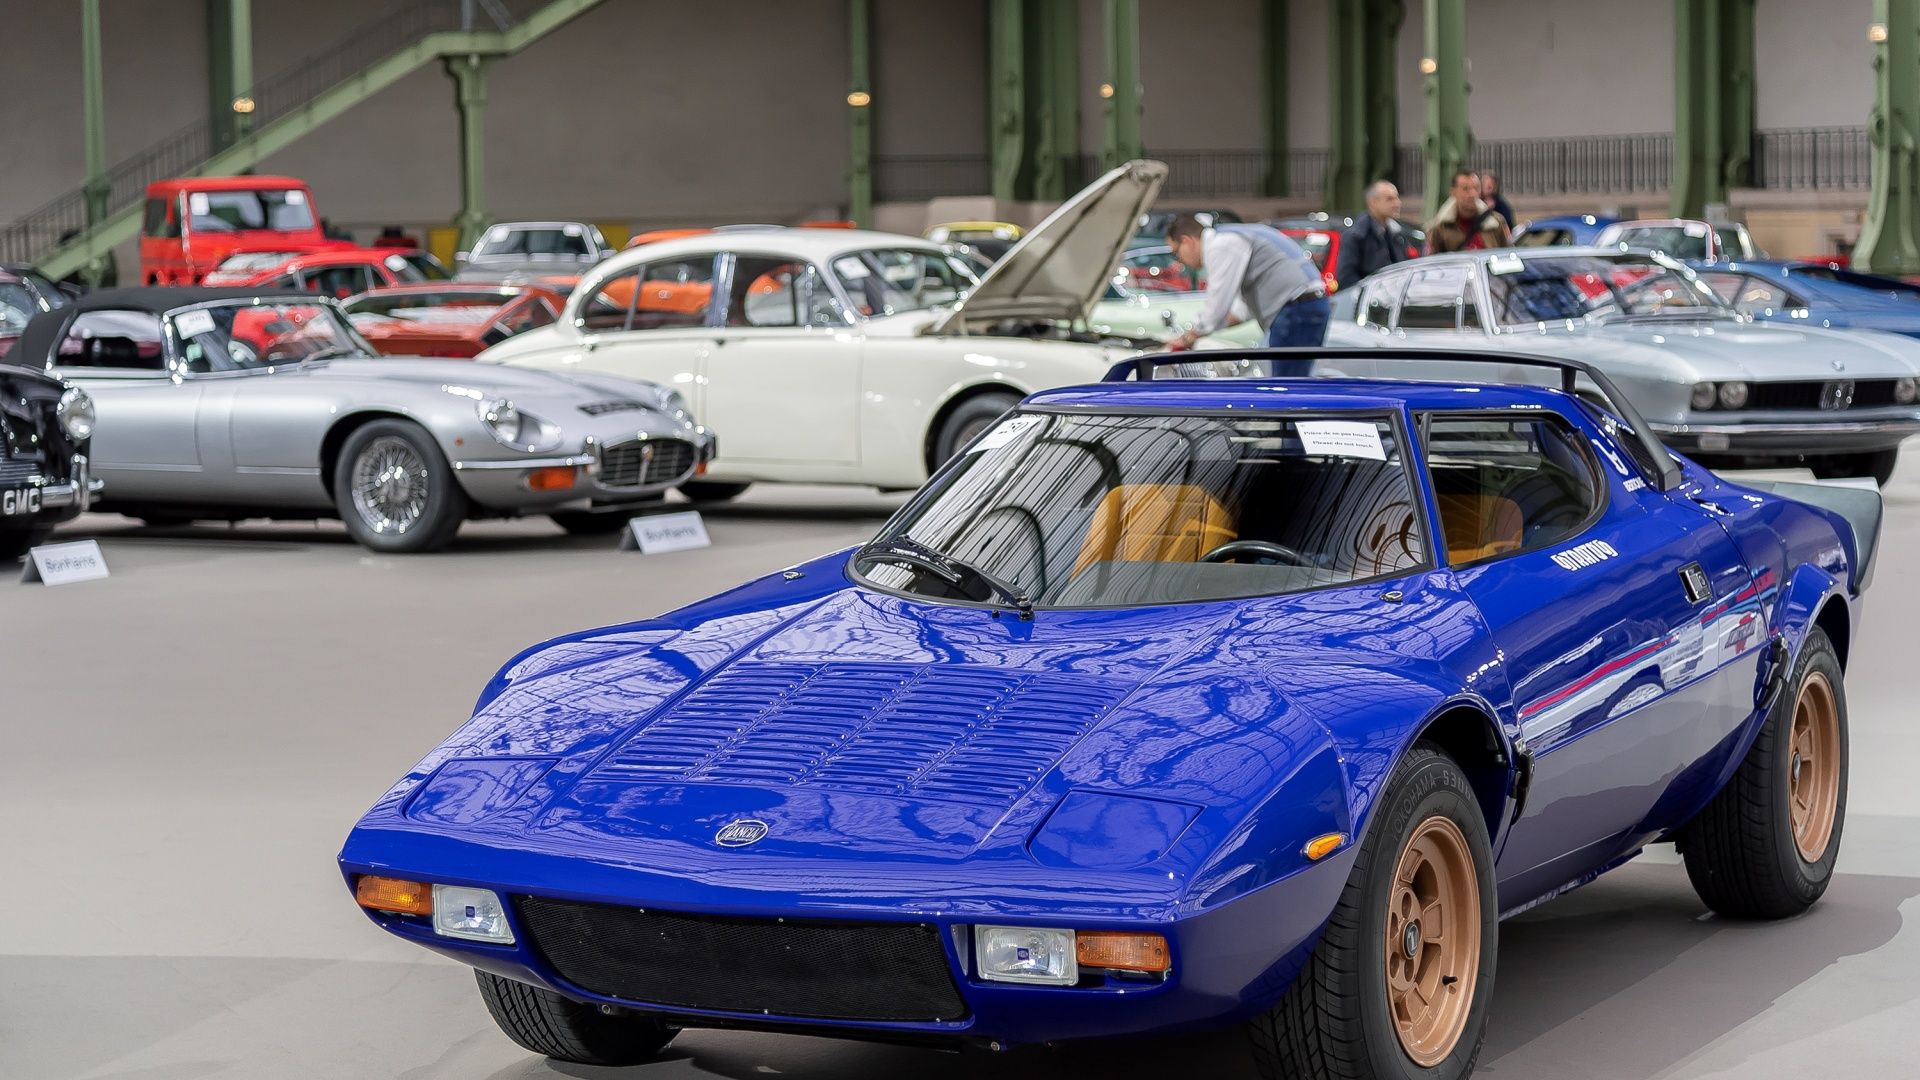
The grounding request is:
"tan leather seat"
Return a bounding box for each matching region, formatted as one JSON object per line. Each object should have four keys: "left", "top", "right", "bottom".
{"left": 1072, "top": 484, "right": 1238, "bottom": 575}
{"left": 1436, "top": 492, "right": 1524, "bottom": 565}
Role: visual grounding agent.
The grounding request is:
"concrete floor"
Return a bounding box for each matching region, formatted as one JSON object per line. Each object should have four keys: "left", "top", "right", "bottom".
{"left": 4, "top": 478, "right": 1918, "bottom": 1080}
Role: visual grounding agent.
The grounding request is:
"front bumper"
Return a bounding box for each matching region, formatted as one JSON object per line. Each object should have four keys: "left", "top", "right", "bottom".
{"left": 1651, "top": 415, "right": 1920, "bottom": 454}
{"left": 3, "top": 455, "right": 103, "bottom": 527}
{"left": 337, "top": 845, "right": 1351, "bottom": 1048}
{"left": 450, "top": 432, "right": 717, "bottom": 513}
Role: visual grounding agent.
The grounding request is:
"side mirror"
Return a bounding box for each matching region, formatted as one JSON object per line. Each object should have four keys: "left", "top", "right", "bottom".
{"left": 454, "top": 250, "right": 470, "bottom": 264}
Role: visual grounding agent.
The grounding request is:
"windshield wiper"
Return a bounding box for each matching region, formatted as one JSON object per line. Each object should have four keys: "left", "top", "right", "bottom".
{"left": 857, "top": 534, "right": 1034, "bottom": 618}
{"left": 299, "top": 346, "right": 361, "bottom": 363}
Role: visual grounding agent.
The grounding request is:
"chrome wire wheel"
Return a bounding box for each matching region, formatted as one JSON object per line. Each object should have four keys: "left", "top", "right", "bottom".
{"left": 1788, "top": 670, "right": 1842, "bottom": 863}
{"left": 1384, "top": 814, "right": 1481, "bottom": 1067}
{"left": 349, "top": 435, "right": 430, "bottom": 536}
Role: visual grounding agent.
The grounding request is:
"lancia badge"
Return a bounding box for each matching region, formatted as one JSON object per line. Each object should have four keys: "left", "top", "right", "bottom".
{"left": 715, "top": 819, "right": 769, "bottom": 847}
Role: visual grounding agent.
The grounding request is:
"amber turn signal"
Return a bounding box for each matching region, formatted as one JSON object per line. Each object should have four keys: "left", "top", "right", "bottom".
{"left": 526, "top": 466, "right": 577, "bottom": 492}
{"left": 1075, "top": 931, "right": 1171, "bottom": 973}
{"left": 356, "top": 875, "right": 433, "bottom": 916}
{"left": 1303, "top": 832, "right": 1349, "bottom": 861}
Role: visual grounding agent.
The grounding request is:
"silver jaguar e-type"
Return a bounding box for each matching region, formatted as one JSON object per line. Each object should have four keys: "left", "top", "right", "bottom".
{"left": 7, "top": 288, "right": 716, "bottom": 552}
{"left": 1324, "top": 248, "right": 1920, "bottom": 484}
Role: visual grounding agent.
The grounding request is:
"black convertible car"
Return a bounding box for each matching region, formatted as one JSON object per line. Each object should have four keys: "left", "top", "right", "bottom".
{"left": 0, "top": 359, "right": 98, "bottom": 559}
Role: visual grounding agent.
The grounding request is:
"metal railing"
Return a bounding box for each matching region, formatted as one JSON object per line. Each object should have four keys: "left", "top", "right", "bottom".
{"left": 0, "top": 0, "right": 552, "bottom": 264}
{"left": 1752, "top": 126, "right": 1870, "bottom": 190}
{"left": 877, "top": 126, "right": 1870, "bottom": 207}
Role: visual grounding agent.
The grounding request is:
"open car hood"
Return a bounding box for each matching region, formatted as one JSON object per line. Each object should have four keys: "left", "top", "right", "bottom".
{"left": 933, "top": 159, "right": 1167, "bottom": 333}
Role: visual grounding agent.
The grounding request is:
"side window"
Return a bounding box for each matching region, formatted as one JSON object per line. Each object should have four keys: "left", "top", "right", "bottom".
{"left": 54, "top": 310, "right": 168, "bottom": 371}
{"left": 726, "top": 256, "right": 841, "bottom": 328}
{"left": 494, "top": 298, "right": 557, "bottom": 339}
{"left": 142, "top": 199, "right": 171, "bottom": 238}
{"left": 1697, "top": 271, "right": 1793, "bottom": 315}
{"left": 308, "top": 265, "right": 372, "bottom": 298}
{"left": 1423, "top": 414, "right": 1602, "bottom": 566}
{"left": 1358, "top": 273, "right": 1403, "bottom": 329}
{"left": 579, "top": 256, "right": 715, "bottom": 333}
{"left": 1459, "top": 273, "right": 1485, "bottom": 330}
{"left": 1396, "top": 268, "right": 1468, "bottom": 331}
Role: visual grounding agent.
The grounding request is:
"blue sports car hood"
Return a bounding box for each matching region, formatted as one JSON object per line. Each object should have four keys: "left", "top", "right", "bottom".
{"left": 344, "top": 553, "right": 1481, "bottom": 919}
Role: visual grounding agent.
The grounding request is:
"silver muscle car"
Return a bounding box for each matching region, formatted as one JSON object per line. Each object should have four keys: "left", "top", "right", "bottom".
{"left": 11, "top": 288, "right": 716, "bottom": 552}
{"left": 1325, "top": 248, "right": 1920, "bottom": 484}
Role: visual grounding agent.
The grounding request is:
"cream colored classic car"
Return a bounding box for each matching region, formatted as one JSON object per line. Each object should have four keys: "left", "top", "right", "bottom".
{"left": 480, "top": 162, "right": 1176, "bottom": 496}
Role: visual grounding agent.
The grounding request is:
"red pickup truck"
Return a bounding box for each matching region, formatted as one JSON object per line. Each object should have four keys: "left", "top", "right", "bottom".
{"left": 139, "top": 175, "right": 346, "bottom": 285}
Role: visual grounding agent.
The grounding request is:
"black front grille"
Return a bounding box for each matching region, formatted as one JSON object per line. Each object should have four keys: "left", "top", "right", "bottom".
{"left": 0, "top": 402, "right": 54, "bottom": 482}
{"left": 516, "top": 897, "right": 968, "bottom": 1023}
{"left": 598, "top": 438, "right": 695, "bottom": 487}
{"left": 579, "top": 400, "right": 650, "bottom": 416}
{"left": 1745, "top": 379, "right": 1899, "bottom": 411}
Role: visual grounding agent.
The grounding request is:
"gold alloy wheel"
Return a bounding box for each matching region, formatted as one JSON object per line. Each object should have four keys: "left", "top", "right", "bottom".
{"left": 1384, "top": 815, "right": 1481, "bottom": 1067}
{"left": 1788, "top": 670, "right": 1841, "bottom": 863}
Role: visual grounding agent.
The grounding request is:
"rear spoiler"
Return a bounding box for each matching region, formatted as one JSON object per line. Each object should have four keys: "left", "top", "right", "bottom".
{"left": 1104, "top": 347, "right": 1685, "bottom": 492}
{"left": 1737, "top": 479, "right": 1884, "bottom": 593}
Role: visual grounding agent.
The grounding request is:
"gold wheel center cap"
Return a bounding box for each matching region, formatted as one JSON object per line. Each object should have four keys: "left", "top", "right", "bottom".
{"left": 1402, "top": 921, "right": 1422, "bottom": 959}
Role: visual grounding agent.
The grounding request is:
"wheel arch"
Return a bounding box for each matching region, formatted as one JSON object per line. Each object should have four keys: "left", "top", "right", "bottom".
{"left": 1812, "top": 593, "right": 1850, "bottom": 670}
{"left": 922, "top": 380, "right": 1028, "bottom": 474}
{"left": 1410, "top": 701, "right": 1518, "bottom": 846}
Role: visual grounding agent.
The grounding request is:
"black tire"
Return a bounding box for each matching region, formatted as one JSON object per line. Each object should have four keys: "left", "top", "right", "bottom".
{"left": 1248, "top": 746, "right": 1497, "bottom": 1080}
{"left": 678, "top": 480, "right": 752, "bottom": 502}
{"left": 0, "top": 526, "right": 51, "bottom": 561}
{"left": 1680, "top": 627, "right": 1848, "bottom": 919}
{"left": 549, "top": 510, "right": 637, "bottom": 535}
{"left": 931, "top": 392, "right": 1021, "bottom": 466}
{"left": 331, "top": 419, "right": 468, "bottom": 553}
{"left": 475, "top": 971, "right": 675, "bottom": 1066}
{"left": 1811, "top": 449, "right": 1897, "bottom": 487}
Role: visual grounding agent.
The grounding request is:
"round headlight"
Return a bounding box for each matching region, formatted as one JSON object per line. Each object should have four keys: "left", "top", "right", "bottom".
{"left": 1690, "top": 382, "right": 1717, "bottom": 410}
{"left": 57, "top": 386, "right": 95, "bottom": 441}
{"left": 1717, "top": 381, "right": 1750, "bottom": 410}
{"left": 1897, "top": 377, "right": 1918, "bottom": 404}
{"left": 475, "top": 397, "right": 562, "bottom": 453}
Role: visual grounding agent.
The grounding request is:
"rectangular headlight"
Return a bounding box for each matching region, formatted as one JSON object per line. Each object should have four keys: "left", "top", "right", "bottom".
{"left": 974, "top": 925, "right": 1077, "bottom": 985}
{"left": 432, "top": 885, "right": 515, "bottom": 944}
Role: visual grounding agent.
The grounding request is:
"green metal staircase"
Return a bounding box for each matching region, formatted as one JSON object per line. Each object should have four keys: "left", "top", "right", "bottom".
{"left": 3, "top": 0, "right": 606, "bottom": 281}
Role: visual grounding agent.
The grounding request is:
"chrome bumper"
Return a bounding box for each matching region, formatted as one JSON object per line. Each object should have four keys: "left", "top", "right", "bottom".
{"left": 22, "top": 454, "right": 103, "bottom": 513}
{"left": 1651, "top": 417, "right": 1920, "bottom": 454}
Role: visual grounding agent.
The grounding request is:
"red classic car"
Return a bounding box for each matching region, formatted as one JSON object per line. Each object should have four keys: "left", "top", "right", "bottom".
{"left": 139, "top": 175, "right": 349, "bottom": 285}
{"left": 340, "top": 283, "right": 565, "bottom": 358}
{"left": 202, "top": 247, "right": 451, "bottom": 296}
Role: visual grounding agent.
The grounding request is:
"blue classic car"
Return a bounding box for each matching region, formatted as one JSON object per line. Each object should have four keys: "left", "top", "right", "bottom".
{"left": 341, "top": 350, "right": 1871, "bottom": 1080}
{"left": 1510, "top": 213, "right": 1617, "bottom": 247}
{"left": 1692, "top": 259, "right": 1920, "bottom": 337}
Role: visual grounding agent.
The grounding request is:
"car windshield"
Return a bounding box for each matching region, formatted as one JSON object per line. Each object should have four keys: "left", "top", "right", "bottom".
{"left": 187, "top": 189, "right": 315, "bottom": 233}
{"left": 854, "top": 410, "right": 1426, "bottom": 608}
{"left": 389, "top": 251, "right": 451, "bottom": 280}
{"left": 215, "top": 251, "right": 305, "bottom": 273}
{"left": 1109, "top": 247, "right": 1203, "bottom": 299}
{"left": 0, "top": 282, "right": 37, "bottom": 332}
{"left": 167, "top": 300, "right": 376, "bottom": 372}
{"left": 473, "top": 226, "right": 590, "bottom": 259}
{"left": 830, "top": 247, "right": 979, "bottom": 317}
{"left": 1483, "top": 253, "right": 1732, "bottom": 325}
{"left": 1607, "top": 224, "right": 1712, "bottom": 260}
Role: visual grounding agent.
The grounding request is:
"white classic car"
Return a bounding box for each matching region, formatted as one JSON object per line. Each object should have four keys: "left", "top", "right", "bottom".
{"left": 479, "top": 162, "right": 1173, "bottom": 496}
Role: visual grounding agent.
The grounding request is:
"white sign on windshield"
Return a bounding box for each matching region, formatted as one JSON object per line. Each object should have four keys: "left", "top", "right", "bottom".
{"left": 971, "top": 416, "right": 1043, "bottom": 452}
{"left": 174, "top": 309, "right": 216, "bottom": 338}
{"left": 188, "top": 192, "right": 210, "bottom": 215}
{"left": 1297, "top": 420, "right": 1387, "bottom": 461}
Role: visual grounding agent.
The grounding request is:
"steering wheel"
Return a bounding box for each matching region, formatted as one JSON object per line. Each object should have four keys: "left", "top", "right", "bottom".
{"left": 1201, "top": 539, "right": 1311, "bottom": 566}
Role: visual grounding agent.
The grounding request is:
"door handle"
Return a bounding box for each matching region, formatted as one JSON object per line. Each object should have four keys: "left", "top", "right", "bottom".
{"left": 1678, "top": 562, "right": 1710, "bottom": 605}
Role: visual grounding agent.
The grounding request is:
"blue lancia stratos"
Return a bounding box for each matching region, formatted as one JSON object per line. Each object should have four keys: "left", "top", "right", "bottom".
{"left": 340, "top": 349, "right": 1874, "bottom": 1080}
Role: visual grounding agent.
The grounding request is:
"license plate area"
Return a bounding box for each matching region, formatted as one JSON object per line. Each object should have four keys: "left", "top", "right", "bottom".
{"left": 2, "top": 487, "right": 43, "bottom": 516}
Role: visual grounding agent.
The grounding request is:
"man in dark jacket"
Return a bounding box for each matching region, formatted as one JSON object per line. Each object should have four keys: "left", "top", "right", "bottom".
{"left": 1334, "top": 180, "right": 1411, "bottom": 289}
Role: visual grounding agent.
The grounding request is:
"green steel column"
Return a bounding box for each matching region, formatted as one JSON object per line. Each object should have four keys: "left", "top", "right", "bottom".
{"left": 1721, "top": 0, "right": 1756, "bottom": 191}
{"left": 988, "top": 0, "right": 1025, "bottom": 202}
{"left": 446, "top": 55, "right": 491, "bottom": 252}
{"left": 207, "top": 0, "right": 254, "bottom": 153}
{"left": 1102, "top": 0, "right": 1142, "bottom": 169}
{"left": 1672, "top": 0, "right": 1722, "bottom": 217}
{"left": 847, "top": 0, "right": 872, "bottom": 225}
{"left": 1261, "top": 0, "right": 1289, "bottom": 196}
{"left": 1421, "top": 0, "right": 1470, "bottom": 220}
{"left": 1325, "top": 1, "right": 1367, "bottom": 212}
{"left": 1857, "top": 3, "right": 1920, "bottom": 274}
{"left": 1363, "top": 0, "right": 1405, "bottom": 189}
{"left": 1030, "top": 0, "right": 1079, "bottom": 201}
{"left": 80, "top": 0, "right": 108, "bottom": 226}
